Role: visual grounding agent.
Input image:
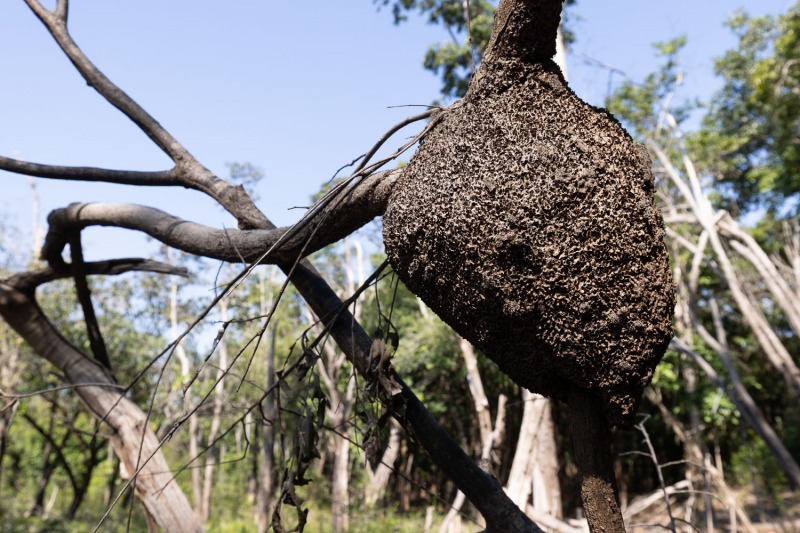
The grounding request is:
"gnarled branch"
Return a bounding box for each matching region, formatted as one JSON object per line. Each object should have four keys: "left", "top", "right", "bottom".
{"left": 41, "top": 170, "right": 399, "bottom": 267}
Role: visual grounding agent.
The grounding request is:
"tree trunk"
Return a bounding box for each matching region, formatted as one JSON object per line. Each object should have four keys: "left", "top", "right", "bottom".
{"left": 568, "top": 387, "right": 625, "bottom": 533}
{"left": 458, "top": 336, "right": 493, "bottom": 450}
{"left": 257, "top": 318, "right": 278, "bottom": 533}
{"left": 331, "top": 409, "right": 352, "bottom": 533}
{"left": 0, "top": 283, "right": 203, "bottom": 533}
{"left": 168, "top": 250, "right": 204, "bottom": 520}
{"left": 364, "top": 421, "right": 402, "bottom": 506}
{"left": 0, "top": 324, "right": 20, "bottom": 492}
{"left": 29, "top": 421, "right": 56, "bottom": 517}
{"left": 645, "top": 388, "right": 757, "bottom": 533}
{"left": 506, "top": 390, "right": 562, "bottom": 518}
{"left": 200, "top": 298, "right": 229, "bottom": 522}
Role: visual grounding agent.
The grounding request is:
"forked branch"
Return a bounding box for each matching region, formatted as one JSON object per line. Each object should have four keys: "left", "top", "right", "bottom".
{"left": 5, "top": 2, "right": 550, "bottom": 531}
{"left": 19, "top": 0, "right": 267, "bottom": 228}
{"left": 41, "top": 170, "right": 399, "bottom": 267}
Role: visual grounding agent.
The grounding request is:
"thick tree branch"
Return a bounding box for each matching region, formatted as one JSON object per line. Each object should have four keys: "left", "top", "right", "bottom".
{"left": 482, "top": 0, "right": 564, "bottom": 65}
{"left": 42, "top": 170, "right": 400, "bottom": 267}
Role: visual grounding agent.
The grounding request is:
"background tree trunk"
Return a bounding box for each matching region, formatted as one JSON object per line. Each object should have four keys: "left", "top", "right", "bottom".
{"left": 256, "top": 311, "right": 278, "bottom": 532}
{"left": 506, "top": 390, "right": 562, "bottom": 518}
{"left": 0, "top": 283, "right": 203, "bottom": 533}
{"left": 169, "top": 250, "right": 203, "bottom": 519}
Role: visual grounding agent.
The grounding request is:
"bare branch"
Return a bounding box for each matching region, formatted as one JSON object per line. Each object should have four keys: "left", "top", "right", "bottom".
{"left": 7, "top": 258, "right": 188, "bottom": 292}
{"left": 67, "top": 232, "right": 112, "bottom": 370}
{"left": 42, "top": 171, "right": 399, "bottom": 267}
{"left": 24, "top": 0, "right": 192, "bottom": 164}
{"left": 20, "top": 1, "right": 267, "bottom": 228}
{"left": 0, "top": 156, "right": 181, "bottom": 187}
{"left": 669, "top": 338, "right": 800, "bottom": 487}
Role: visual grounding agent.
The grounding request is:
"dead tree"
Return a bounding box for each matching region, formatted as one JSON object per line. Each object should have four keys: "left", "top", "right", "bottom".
{"left": 0, "top": 0, "right": 677, "bottom": 531}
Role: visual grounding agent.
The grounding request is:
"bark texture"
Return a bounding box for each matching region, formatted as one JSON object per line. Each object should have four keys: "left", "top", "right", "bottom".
{"left": 383, "top": 0, "right": 674, "bottom": 428}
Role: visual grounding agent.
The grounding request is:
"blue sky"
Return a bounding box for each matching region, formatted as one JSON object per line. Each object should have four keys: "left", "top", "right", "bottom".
{"left": 0, "top": 1, "right": 793, "bottom": 262}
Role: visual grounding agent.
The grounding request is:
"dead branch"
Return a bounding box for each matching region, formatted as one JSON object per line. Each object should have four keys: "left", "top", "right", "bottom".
{"left": 40, "top": 172, "right": 398, "bottom": 267}
{"left": 66, "top": 232, "right": 111, "bottom": 370}
{"left": 7, "top": 258, "right": 187, "bottom": 292}
{"left": 669, "top": 338, "right": 800, "bottom": 487}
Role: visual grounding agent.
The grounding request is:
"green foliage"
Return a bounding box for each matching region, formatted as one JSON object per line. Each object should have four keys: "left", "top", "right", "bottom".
{"left": 731, "top": 433, "right": 788, "bottom": 498}
{"left": 690, "top": 2, "right": 800, "bottom": 213}
{"left": 606, "top": 36, "right": 696, "bottom": 142}
{"left": 376, "top": 0, "right": 576, "bottom": 99}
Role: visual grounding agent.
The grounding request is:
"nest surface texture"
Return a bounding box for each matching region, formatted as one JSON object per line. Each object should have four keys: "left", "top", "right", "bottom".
{"left": 383, "top": 57, "right": 675, "bottom": 427}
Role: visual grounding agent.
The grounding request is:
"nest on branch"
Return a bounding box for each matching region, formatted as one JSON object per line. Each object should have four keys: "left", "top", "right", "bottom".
{"left": 382, "top": 2, "right": 674, "bottom": 428}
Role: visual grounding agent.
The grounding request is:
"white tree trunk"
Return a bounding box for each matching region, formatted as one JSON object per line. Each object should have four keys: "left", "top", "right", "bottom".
{"left": 169, "top": 259, "right": 203, "bottom": 519}
{"left": 200, "top": 298, "right": 229, "bottom": 521}
{"left": 506, "top": 389, "right": 562, "bottom": 518}
{"left": 0, "top": 284, "right": 202, "bottom": 532}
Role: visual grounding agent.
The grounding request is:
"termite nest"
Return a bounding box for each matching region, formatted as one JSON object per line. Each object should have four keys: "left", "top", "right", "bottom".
{"left": 382, "top": 1, "right": 675, "bottom": 428}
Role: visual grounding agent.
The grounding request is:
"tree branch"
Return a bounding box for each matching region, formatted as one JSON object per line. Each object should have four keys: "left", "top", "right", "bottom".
{"left": 67, "top": 231, "right": 112, "bottom": 371}
{"left": 23, "top": 0, "right": 193, "bottom": 164}
{"left": 0, "top": 156, "right": 181, "bottom": 187}
{"left": 482, "top": 0, "right": 564, "bottom": 65}
{"left": 8, "top": 258, "right": 187, "bottom": 293}
{"left": 22, "top": 0, "right": 267, "bottom": 229}
{"left": 41, "top": 170, "right": 399, "bottom": 267}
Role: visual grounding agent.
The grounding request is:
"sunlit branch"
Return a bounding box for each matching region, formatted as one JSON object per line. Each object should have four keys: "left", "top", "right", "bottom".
{"left": 22, "top": 0, "right": 267, "bottom": 229}
{"left": 0, "top": 156, "right": 181, "bottom": 186}
{"left": 41, "top": 171, "right": 397, "bottom": 267}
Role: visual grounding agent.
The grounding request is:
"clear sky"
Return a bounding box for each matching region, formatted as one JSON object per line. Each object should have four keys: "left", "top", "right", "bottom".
{"left": 0, "top": 1, "right": 793, "bottom": 262}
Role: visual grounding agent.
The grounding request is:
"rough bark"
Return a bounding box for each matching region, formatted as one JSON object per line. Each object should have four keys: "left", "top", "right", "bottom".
{"left": 383, "top": 0, "right": 674, "bottom": 429}
{"left": 568, "top": 387, "right": 625, "bottom": 533}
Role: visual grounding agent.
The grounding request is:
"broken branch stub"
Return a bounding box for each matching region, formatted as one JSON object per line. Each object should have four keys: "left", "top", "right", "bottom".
{"left": 383, "top": 0, "right": 675, "bottom": 429}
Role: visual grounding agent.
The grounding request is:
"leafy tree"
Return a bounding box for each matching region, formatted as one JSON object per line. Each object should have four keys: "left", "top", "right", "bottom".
{"left": 691, "top": 2, "right": 800, "bottom": 213}
{"left": 377, "top": 0, "right": 576, "bottom": 99}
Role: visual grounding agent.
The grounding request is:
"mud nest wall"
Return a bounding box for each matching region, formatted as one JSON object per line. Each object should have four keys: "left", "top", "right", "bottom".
{"left": 383, "top": 56, "right": 675, "bottom": 428}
